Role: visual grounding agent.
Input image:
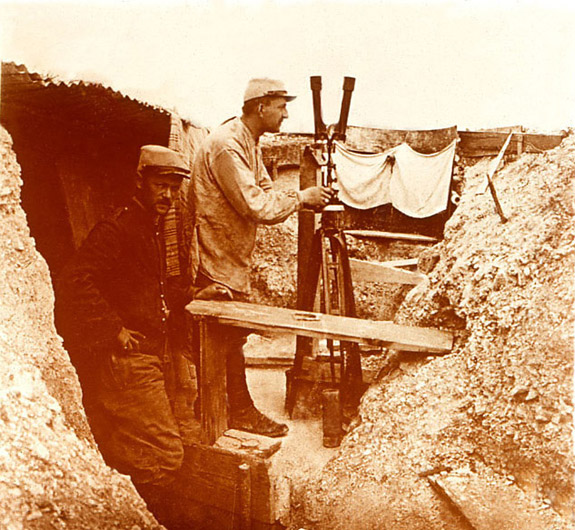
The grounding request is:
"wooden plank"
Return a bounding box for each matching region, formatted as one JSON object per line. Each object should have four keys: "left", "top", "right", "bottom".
{"left": 428, "top": 469, "right": 560, "bottom": 530}
{"left": 458, "top": 131, "right": 564, "bottom": 157}
{"left": 239, "top": 463, "right": 251, "bottom": 530}
{"left": 478, "top": 132, "right": 514, "bottom": 194}
{"left": 379, "top": 258, "right": 419, "bottom": 269}
{"left": 199, "top": 320, "right": 228, "bottom": 445}
{"left": 345, "top": 125, "right": 458, "bottom": 154}
{"left": 475, "top": 125, "right": 524, "bottom": 133}
{"left": 187, "top": 301, "right": 453, "bottom": 353}
{"left": 350, "top": 258, "right": 426, "bottom": 285}
{"left": 344, "top": 229, "right": 438, "bottom": 243}
{"left": 296, "top": 147, "right": 322, "bottom": 364}
{"left": 215, "top": 430, "right": 282, "bottom": 459}
{"left": 245, "top": 356, "right": 293, "bottom": 368}
{"left": 478, "top": 133, "right": 511, "bottom": 223}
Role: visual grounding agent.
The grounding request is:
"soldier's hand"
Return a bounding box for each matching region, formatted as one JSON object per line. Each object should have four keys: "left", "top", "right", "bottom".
{"left": 300, "top": 186, "right": 335, "bottom": 210}
{"left": 117, "top": 327, "right": 146, "bottom": 353}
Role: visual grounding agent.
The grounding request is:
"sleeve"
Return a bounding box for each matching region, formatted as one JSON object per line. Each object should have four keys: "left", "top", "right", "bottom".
{"left": 211, "top": 147, "right": 302, "bottom": 225}
{"left": 55, "top": 221, "right": 125, "bottom": 354}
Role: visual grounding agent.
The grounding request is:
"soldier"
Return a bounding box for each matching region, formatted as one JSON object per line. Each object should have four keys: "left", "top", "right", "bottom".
{"left": 189, "top": 78, "right": 333, "bottom": 437}
{"left": 55, "top": 145, "right": 196, "bottom": 521}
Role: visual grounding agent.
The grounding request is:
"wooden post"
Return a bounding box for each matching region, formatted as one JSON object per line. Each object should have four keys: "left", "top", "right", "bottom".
{"left": 238, "top": 463, "right": 252, "bottom": 530}
{"left": 297, "top": 146, "right": 321, "bottom": 307}
{"left": 486, "top": 132, "right": 512, "bottom": 223}
{"left": 199, "top": 319, "right": 228, "bottom": 445}
{"left": 322, "top": 389, "right": 343, "bottom": 447}
{"left": 293, "top": 146, "right": 322, "bottom": 386}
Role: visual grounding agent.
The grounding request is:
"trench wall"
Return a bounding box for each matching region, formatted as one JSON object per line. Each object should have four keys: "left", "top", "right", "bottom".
{"left": 0, "top": 126, "right": 161, "bottom": 530}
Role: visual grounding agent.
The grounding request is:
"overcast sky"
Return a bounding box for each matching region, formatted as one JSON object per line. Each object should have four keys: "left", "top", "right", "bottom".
{"left": 1, "top": 0, "right": 574, "bottom": 133}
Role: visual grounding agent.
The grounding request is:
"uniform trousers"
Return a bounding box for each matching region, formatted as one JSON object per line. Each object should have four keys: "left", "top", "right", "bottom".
{"left": 82, "top": 338, "right": 196, "bottom": 488}
{"left": 194, "top": 272, "right": 254, "bottom": 416}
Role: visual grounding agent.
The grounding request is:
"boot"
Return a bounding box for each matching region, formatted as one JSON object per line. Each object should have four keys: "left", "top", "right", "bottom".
{"left": 229, "top": 405, "right": 289, "bottom": 438}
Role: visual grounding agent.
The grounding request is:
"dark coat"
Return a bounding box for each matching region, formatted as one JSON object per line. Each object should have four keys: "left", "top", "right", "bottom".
{"left": 55, "top": 198, "right": 192, "bottom": 365}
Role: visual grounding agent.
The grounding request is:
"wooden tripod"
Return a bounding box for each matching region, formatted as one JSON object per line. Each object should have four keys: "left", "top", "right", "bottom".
{"left": 286, "top": 206, "right": 365, "bottom": 424}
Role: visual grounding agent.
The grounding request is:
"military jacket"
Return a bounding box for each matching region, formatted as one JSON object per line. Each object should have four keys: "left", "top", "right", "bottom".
{"left": 56, "top": 198, "right": 191, "bottom": 358}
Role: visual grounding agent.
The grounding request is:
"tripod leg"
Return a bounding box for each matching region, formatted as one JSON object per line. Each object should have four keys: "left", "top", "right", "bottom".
{"left": 329, "top": 232, "right": 364, "bottom": 420}
{"left": 287, "top": 229, "right": 323, "bottom": 417}
{"left": 332, "top": 231, "right": 356, "bottom": 317}
{"left": 294, "top": 229, "right": 323, "bottom": 366}
{"left": 321, "top": 234, "right": 339, "bottom": 384}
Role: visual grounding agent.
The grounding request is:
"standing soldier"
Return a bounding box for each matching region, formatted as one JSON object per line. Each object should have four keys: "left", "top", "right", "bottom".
{"left": 190, "top": 78, "right": 333, "bottom": 437}
{"left": 55, "top": 145, "right": 196, "bottom": 524}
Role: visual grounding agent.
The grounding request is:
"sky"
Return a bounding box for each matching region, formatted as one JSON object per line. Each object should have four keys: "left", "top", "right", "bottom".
{"left": 1, "top": 0, "right": 574, "bottom": 133}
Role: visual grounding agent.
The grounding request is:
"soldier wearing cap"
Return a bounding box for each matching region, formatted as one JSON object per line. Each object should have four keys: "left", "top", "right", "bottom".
{"left": 55, "top": 145, "right": 196, "bottom": 519}
{"left": 189, "top": 78, "right": 333, "bottom": 437}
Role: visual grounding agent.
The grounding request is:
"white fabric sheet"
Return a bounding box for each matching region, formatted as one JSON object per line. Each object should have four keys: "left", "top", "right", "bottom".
{"left": 333, "top": 142, "right": 394, "bottom": 210}
{"left": 390, "top": 140, "right": 456, "bottom": 218}
{"left": 332, "top": 140, "right": 456, "bottom": 218}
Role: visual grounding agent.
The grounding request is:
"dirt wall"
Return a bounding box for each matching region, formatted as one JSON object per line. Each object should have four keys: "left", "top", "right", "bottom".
{"left": 397, "top": 133, "right": 575, "bottom": 516}
{"left": 290, "top": 134, "right": 575, "bottom": 529}
{"left": 0, "top": 126, "right": 160, "bottom": 530}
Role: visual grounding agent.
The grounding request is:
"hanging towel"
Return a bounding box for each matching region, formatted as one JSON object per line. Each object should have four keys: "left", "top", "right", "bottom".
{"left": 333, "top": 141, "right": 395, "bottom": 209}
{"left": 389, "top": 140, "right": 456, "bottom": 218}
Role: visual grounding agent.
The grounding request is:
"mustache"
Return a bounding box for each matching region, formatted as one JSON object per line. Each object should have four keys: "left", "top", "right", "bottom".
{"left": 156, "top": 199, "right": 171, "bottom": 207}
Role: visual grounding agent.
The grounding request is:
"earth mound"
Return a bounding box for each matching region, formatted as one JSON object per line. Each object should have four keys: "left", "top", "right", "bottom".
{"left": 289, "top": 133, "right": 574, "bottom": 529}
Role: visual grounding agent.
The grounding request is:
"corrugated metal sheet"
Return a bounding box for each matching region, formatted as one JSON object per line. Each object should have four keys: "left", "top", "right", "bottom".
{"left": 1, "top": 61, "right": 170, "bottom": 132}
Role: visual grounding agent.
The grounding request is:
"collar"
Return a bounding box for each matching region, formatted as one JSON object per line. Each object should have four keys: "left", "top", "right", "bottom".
{"left": 131, "top": 197, "right": 161, "bottom": 227}
{"left": 240, "top": 116, "right": 261, "bottom": 143}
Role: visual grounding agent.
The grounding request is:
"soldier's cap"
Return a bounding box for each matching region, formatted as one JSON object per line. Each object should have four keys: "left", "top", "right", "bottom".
{"left": 137, "top": 145, "right": 190, "bottom": 178}
{"left": 243, "top": 78, "right": 296, "bottom": 103}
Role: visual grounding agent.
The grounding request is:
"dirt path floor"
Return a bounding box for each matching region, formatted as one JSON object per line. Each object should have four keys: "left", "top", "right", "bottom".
{"left": 245, "top": 332, "right": 338, "bottom": 479}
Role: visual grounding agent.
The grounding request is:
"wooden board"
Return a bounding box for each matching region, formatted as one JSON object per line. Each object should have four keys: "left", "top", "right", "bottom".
{"left": 345, "top": 125, "right": 458, "bottom": 154}
{"left": 187, "top": 300, "right": 453, "bottom": 353}
{"left": 350, "top": 258, "right": 426, "bottom": 285}
{"left": 297, "top": 146, "right": 321, "bottom": 309}
{"left": 215, "top": 429, "right": 282, "bottom": 459}
{"left": 344, "top": 229, "right": 438, "bottom": 243}
{"left": 379, "top": 258, "right": 419, "bottom": 269}
{"left": 245, "top": 356, "right": 293, "bottom": 368}
{"left": 428, "top": 469, "right": 560, "bottom": 530}
{"left": 458, "top": 131, "right": 564, "bottom": 157}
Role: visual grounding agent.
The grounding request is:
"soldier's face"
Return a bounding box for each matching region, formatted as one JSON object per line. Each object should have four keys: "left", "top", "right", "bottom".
{"left": 139, "top": 172, "right": 183, "bottom": 216}
{"left": 261, "top": 97, "right": 289, "bottom": 133}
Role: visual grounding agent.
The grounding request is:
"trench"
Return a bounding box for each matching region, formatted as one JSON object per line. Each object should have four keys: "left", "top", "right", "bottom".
{"left": 0, "top": 97, "right": 453, "bottom": 527}
{"left": 9, "top": 154, "right": 435, "bottom": 529}
{"left": 2, "top": 69, "right": 573, "bottom": 530}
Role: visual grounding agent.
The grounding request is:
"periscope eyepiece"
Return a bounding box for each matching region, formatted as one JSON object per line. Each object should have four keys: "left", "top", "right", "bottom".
{"left": 309, "top": 76, "right": 356, "bottom": 207}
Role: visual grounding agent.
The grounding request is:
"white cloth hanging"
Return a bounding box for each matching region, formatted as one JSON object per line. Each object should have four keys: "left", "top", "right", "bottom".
{"left": 332, "top": 142, "right": 394, "bottom": 210}
{"left": 390, "top": 140, "right": 456, "bottom": 218}
{"left": 332, "top": 139, "right": 456, "bottom": 218}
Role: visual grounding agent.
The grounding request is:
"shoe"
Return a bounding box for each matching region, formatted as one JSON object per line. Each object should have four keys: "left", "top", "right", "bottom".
{"left": 229, "top": 407, "right": 289, "bottom": 438}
